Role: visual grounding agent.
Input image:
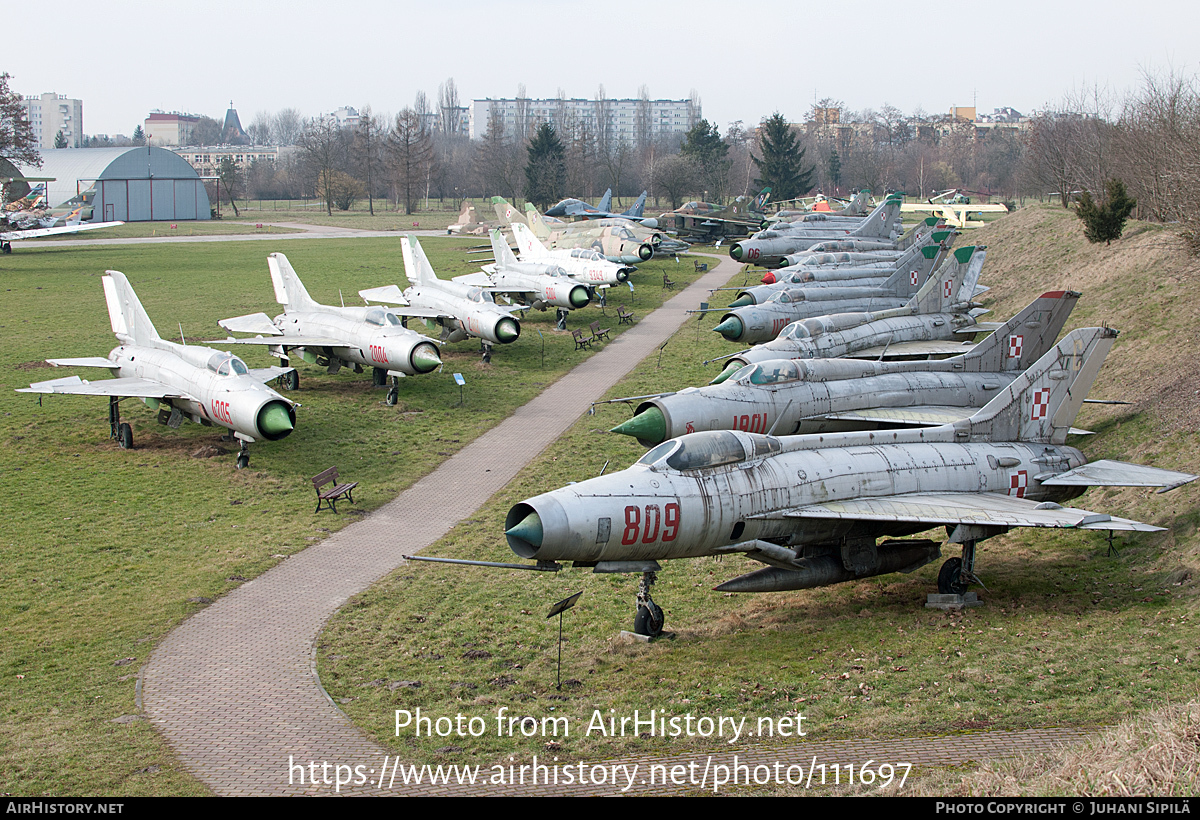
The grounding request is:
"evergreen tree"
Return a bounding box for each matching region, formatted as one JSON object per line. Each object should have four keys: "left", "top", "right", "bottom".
{"left": 53, "top": 130, "right": 68, "bottom": 149}
{"left": 680, "top": 119, "right": 730, "bottom": 201}
{"left": 0, "top": 73, "right": 41, "bottom": 167}
{"left": 524, "top": 123, "right": 566, "bottom": 210}
{"left": 1076, "top": 179, "right": 1137, "bottom": 245}
{"left": 827, "top": 149, "right": 842, "bottom": 189}
{"left": 131, "top": 125, "right": 145, "bottom": 146}
{"left": 752, "top": 113, "right": 814, "bottom": 201}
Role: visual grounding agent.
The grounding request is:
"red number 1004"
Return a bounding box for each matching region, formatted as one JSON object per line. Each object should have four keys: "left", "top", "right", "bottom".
{"left": 621, "top": 503, "right": 680, "bottom": 545}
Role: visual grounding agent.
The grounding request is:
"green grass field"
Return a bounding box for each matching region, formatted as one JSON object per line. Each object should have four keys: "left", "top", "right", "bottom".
{"left": 0, "top": 235, "right": 708, "bottom": 795}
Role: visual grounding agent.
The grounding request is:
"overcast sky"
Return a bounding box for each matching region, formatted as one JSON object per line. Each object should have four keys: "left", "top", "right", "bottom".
{"left": 12, "top": 0, "right": 1199, "bottom": 137}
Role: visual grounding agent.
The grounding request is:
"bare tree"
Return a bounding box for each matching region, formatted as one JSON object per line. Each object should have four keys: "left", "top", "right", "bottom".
{"left": 514, "top": 83, "right": 531, "bottom": 145}
{"left": 297, "top": 117, "right": 350, "bottom": 215}
{"left": 437, "top": 78, "right": 462, "bottom": 136}
{"left": 271, "top": 108, "right": 303, "bottom": 146}
{"left": 476, "top": 102, "right": 523, "bottom": 201}
{"left": 389, "top": 108, "right": 435, "bottom": 214}
{"left": 652, "top": 153, "right": 699, "bottom": 209}
{"left": 353, "top": 106, "right": 385, "bottom": 215}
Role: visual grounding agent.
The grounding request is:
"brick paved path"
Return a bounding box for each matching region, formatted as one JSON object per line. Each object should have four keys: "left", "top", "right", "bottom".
{"left": 141, "top": 254, "right": 1092, "bottom": 795}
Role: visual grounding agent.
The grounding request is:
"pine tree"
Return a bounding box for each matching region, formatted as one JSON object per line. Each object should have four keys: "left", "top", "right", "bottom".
{"left": 752, "top": 113, "right": 814, "bottom": 201}
{"left": 1076, "top": 179, "right": 1137, "bottom": 245}
{"left": 680, "top": 119, "right": 729, "bottom": 200}
{"left": 0, "top": 73, "right": 41, "bottom": 167}
{"left": 524, "top": 123, "right": 566, "bottom": 210}
{"left": 54, "top": 130, "right": 68, "bottom": 149}
{"left": 132, "top": 125, "right": 145, "bottom": 146}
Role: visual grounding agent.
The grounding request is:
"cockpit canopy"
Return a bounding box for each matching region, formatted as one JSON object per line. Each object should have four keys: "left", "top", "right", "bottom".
{"left": 569, "top": 248, "right": 605, "bottom": 262}
{"left": 636, "top": 430, "right": 781, "bottom": 472}
{"left": 730, "top": 360, "right": 803, "bottom": 386}
{"left": 467, "top": 287, "right": 495, "bottom": 303}
{"left": 365, "top": 308, "right": 404, "bottom": 327}
{"left": 207, "top": 352, "right": 249, "bottom": 376}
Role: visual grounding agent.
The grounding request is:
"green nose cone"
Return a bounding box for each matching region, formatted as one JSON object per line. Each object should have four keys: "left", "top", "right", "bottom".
{"left": 729, "top": 244, "right": 744, "bottom": 260}
{"left": 713, "top": 315, "right": 745, "bottom": 342}
{"left": 496, "top": 318, "right": 520, "bottom": 343}
{"left": 505, "top": 512, "right": 543, "bottom": 548}
{"left": 711, "top": 362, "right": 742, "bottom": 384}
{"left": 727, "top": 293, "right": 755, "bottom": 308}
{"left": 610, "top": 407, "right": 667, "bottom": 445}
{"left": 259, "top": 403, "right": 294, "bottom": 436}
{"left": 638, "top": 243, "right": 653, "bottom": 261}
{"left": 412, "top": 344, "right": 441, "bottom": 373}
{"left": 569, "top": 286, "right": 591, "bottom": 308}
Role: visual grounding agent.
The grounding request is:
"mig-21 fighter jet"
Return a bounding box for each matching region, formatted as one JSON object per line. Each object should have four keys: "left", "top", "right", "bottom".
{"left": 18, "top": 271, "right": 296, "bottom": 469}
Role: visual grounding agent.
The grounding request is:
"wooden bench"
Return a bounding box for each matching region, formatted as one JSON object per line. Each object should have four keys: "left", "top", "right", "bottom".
{"left": 312, "top": 466, "right": 358, "bottom": 513}
{"left": 571, "top": 328, "right": 592, "bottom": 350}
{"left": 662, "top": 272, "right": 677, "bottom": 290}
{"left": 617, "top": 305, "right": 635, "bottom": 325}
{"left": 693, "top": 260, "right": 708, "bottom": 272}
{"left": 588, "top": 320, "right": 611, "bottom": 344}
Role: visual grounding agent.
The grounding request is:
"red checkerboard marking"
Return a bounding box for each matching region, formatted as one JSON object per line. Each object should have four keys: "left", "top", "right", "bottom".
{"left": 1009, "top": 470, "right": 1028, "bottom": 497}
{"left": 1031, "top": 388, "right": 1051, "bottom": 420}
{"left": 1008, "top": 334, "right": 1023, "bottom": 359}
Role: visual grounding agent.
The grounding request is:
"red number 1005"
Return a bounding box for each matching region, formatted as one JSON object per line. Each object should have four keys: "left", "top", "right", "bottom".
{"left": 621, "top": 503, "right": 680, "bottom": 545}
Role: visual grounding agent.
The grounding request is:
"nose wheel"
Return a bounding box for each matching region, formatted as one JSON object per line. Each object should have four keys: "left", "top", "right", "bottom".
{"left": 236, "top": 441, "right": 250, "bottom": 470}
{"left": 633, "top": 572, "right": 664, "bottom": 638}
{"left": 386, "top": 376, "right": 399, "bottom": 406}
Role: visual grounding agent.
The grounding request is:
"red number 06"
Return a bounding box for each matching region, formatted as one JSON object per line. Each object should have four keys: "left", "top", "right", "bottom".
{"left": 621, "top": 502, "right": 680, "bottom": 545}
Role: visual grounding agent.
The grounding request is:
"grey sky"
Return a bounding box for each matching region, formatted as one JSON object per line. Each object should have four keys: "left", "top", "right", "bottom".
{"left": 13, "top": 0, "right": 1199, "bottom": 137}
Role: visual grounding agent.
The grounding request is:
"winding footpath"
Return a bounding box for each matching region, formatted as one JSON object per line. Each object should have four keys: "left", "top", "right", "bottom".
{"left": 141, "top": 253, "right": 1090, "bottom": 796}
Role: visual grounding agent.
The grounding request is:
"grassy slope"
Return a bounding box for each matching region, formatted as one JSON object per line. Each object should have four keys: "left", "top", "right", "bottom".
{"left": 317, "top": 206, "right": 1200, "bottom": 779}
{"left": 0, "top": 236, "right": 705, "bottom": 795}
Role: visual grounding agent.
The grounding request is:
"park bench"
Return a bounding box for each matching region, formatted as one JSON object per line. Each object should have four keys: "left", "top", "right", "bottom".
{"left": 571, "top": 329, "right": 592, "bottom": 351}
{"left": 312, "top": 466, "right": 358, "bottom": 514}
{"left": 662, "top": 272, "right": 677, "bottom": 290}
{"left": 617, "top": 305, "right": 635, "bottom": 325}
{"left": 693, "top": 260, "right": 708, "bottom": 272}
{"left": 588, "top": 320, "right": 611, "bottom": 344}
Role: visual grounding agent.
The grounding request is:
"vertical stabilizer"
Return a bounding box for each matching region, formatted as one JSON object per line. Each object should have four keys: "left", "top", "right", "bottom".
{"left": 881, "top": 243, "right": 945, "bottom": 299}
{"left": 491, "top": 197, "right": 526, "bottom": 227}
{"left": 489, "top": 229, "right": 520, "bottom": 270}
{"left": 959, "top": 291, "right": 1080, "bottom": 373}
{"left": 965, "top": 327, "right": 1118, "bottom": 445}
{"left": 402, "top": 235, "right": 438, "bottom": 285}
{"left": 268, "top": 253, "right": 318, "bottom": 309}
{"left": 851, "top": 196, "right": 902, "bottom": 239}
{"left": 909, "top": 245, "right": 984, "bottom": 314}
{"left": 597, "top": 188, "right": 612, "bottom": 213}
{"left": 523, "top": 204, "right": 553, "bottom": 240}
{"left": 102, "top": 271, "right": 161, "bottom": 345}
{"left": 622, "top": 191, "right": 648, "bottom": 219}
{"left": 511, "top": 222, "right": 549, "bottom": 260}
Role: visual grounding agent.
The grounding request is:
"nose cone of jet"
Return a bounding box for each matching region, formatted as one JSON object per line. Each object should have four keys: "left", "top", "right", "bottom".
{"left": 711, "top": 361, "right": 743, "bottom": 384}
{"left": 713, "top": 315, "right": 745, "bottom": 342}
{"left": 496, "top": 318, "right": 520, "bottom": 344}
{"left": 257, "top": 401, "right": 295, "bottom": 439}
{"left": 617, "top": 267, "right": 633, "bottom": 282}
{"left": 727, "top": 294, "right": 755, "bottom": 308}
{"left": 569, "top": 286, "right": 591, "bottom": 309}
{"left": 729, "top": 243, "right": 744, "bottom": 260}
{"left": 411, "top": 343, "right": 442, "bottom": 373}
{"left": 760, "top": 271, "right": 776, "bottom": 285}
{"left": 610, "top": 406, "right": 667, "bottom": 445}
{"left": 638, "top": 243, "right": 653, "bottom": 262}
{"left": 505, "top": 511, "right": 543, "bottom": 549}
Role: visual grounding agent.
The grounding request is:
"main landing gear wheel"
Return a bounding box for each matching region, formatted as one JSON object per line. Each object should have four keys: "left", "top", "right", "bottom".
{"left": 386, "top": 376, "right": 399, "bottom": 406}
{"left": 937, "top": 557, "right": 969, "bottom": 595}
{"left": 373, "top": 366, "right": 388, "bottom": 387}
{"left": 117, "top": 422, "right": 133, "bottom": 450}
{"left": 282, "top": 369, "right": 299, "bottom": 391}
{"left": 236, "top": 441, "right": 250, "bottom": 470}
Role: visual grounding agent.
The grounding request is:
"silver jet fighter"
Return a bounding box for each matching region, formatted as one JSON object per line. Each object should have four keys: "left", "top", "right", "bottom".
{"left": 729, "top": 197, "right": 903, "bottom": 267}
{"left": 612, "top": 291, "right": 1078, "bottom": 445}
{"left": 511, "top": 222, "right": 633, "bottom": 288}
{"left": 712, "top": 246, "right": 989, "bottom": 382}
{"left": 711, "top": 245, "right": 947, "bottom": 344}
{"left": 17, "top": 271, "right": 296, "bottom": 469}
{"left": 358, "top": 235, "right": 523, "bottom": 350}
{"left": 216, "top": 253, "right": 442, "bottom": 405}
{"left": 505, "top": 327, "right": 1195, "bottom": 634}
{"left": 455, "top": 229, "right": 591, "bottom": 311}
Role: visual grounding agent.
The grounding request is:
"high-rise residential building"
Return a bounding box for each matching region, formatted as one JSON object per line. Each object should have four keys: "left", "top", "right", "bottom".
{"left": 469, "top": 96, "right": 700, "bottom": 144}
{"left": 22, "top": 93, "right": 83, "bottom": 149}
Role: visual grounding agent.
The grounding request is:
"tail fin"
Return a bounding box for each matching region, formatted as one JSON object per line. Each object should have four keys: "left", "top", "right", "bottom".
{"left": 267, "top": 253, "right": 318, "bottom": 309}
{"left": 845, "top": 189, "right": 870, "bottom": 215}
{"left": 489, "top": 229, "right": 520, "bottom": 269}
{"left": 881, "top": 244, "right": 945, "bottom": 298}
{"left": 524, "top": 204, "right": 552, "bottom": 240}
{"left": 102, "top": 271, "right": 161, "bottom": 345}
{"left": 622, "top": 191, "right": 648, "bottom": 219}
{"left": 597, "top": 189, "right": 612, "bottom": 213}
{"left": 491, "top": 197, "right": 526, "bottom": 227}
{"left": 851, "top": 196, "right": 902, "bottom": 239}
{"left": 511, "top": 221, "right": 548, "bottom": 260}
{"left": 964, "top": 327, "right": 1117, "bottom": 445}
{"left": 909, "top": 245, "right": 985, "bottom": 314}
{"left": 753, "top": 187, "right": 772, "bottom": 211}
{"left": 959, "top": 291, "right": 1081, "bottom": 373}
{"left": 401, "top": 235, "right": 438, "bottom": 285}
{"left": 456, "top": 200, "right": 476, "bottom": 227}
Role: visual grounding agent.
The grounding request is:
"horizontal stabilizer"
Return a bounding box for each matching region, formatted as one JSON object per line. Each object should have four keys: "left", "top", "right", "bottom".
{"left": 248, "top": 366, "right": 296, "bottom": 385}
{"left": 46, "top": 357, "right": 119, "bottom": 369}
{"left": 452, "top": 272, "right": 494, "bottom": 287}
{"left": 847, "top": 339, "right": 977, "bottom": 359}
{"left": 358, "top": 285, "right": 409, "bottom": 304}
{"left": 1038, "top": 459, "right": 1197, "bottom": 492}
{"left": 218, "top": 313, "right": 281, "bottom": 336}
{"left": 216, "top": 334, "right": 344, "bottom": 347}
